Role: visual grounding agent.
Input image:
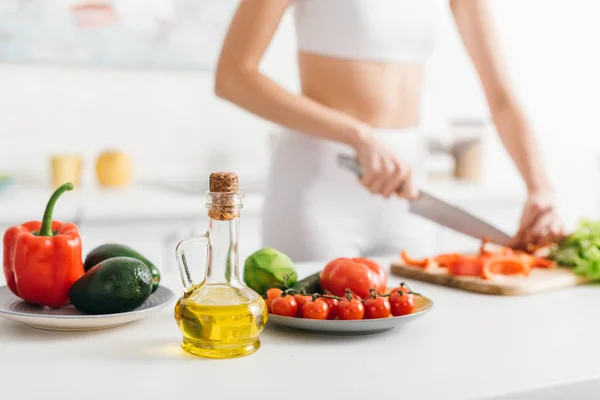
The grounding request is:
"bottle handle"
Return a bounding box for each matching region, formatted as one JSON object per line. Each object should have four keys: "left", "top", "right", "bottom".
{"left": 175, "top": 232, "right": 208, "bottom": 291}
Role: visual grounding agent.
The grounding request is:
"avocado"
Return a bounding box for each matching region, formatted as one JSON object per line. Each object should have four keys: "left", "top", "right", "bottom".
{"left": 84, "top": 243, "right": 160, "bottom": 292}
{"left": 290, "top": 272, "right": 322, "bottom": 294}
{"left": 70, "top": 256, "right": 153, "bottom": 314}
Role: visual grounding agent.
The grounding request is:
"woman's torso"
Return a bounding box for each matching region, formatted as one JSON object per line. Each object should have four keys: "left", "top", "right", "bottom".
{"left": 293, "top": 0, "right": 443, "bottom": 129}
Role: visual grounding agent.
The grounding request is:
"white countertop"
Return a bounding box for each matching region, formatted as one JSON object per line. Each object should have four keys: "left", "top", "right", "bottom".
{"left": 1, "top": 260, "right": 599, "bottom": 400}
{"left": 0, "top": 180, "right": 524, "bottom": 225}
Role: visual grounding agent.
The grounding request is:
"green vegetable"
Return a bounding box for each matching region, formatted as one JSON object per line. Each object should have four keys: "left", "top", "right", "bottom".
{"left": 550, "top": 219, "right": 600, "bottom": 280}
{"left": 243, "top": 247, "right": 297, "bottom": 296}
{"left": 84, "top": 243, "right": 160, "bottom": 292}
{"left": 290, "top": 272, "right": 322, "bottom": 294}
{"left": 69, "top": 256, "right": 153, "bottom": 314}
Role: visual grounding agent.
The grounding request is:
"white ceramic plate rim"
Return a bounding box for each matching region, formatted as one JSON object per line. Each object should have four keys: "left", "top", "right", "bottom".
{"left": 0, "top": 285, "right": 176, "bottom": 319}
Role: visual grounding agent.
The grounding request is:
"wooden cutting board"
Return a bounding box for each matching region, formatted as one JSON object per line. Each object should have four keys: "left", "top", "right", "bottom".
{"left": 390, "top": 261, "right": 591, "bottom": 296}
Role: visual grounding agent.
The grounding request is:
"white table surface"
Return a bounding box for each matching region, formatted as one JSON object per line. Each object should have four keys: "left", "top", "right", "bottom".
{"left": 2, "top": 260, "right": 599, "bottom": 400}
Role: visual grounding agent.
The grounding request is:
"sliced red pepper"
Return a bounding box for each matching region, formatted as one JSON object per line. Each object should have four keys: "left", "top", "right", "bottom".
{"left": 434, "top": 253, "right": 463, "bottom": 267}
{"left": 401, "top": 250, "right": 433, "bottom": 268}
{"left": 481, "top": 255, "right": 530, "bottom": 280}
{"left": 447, "top": 257, "right": 484, "bottom": 276}
{"left": 507, "top": 250, "right": 555, "bottom": 269}
{"left": 532, "top": 257, "right": 555, "bottom": 268}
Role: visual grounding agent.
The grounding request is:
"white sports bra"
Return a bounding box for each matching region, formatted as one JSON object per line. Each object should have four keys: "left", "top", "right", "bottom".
{"left": 293, "top": 0, "right": 442, "bottom": 64}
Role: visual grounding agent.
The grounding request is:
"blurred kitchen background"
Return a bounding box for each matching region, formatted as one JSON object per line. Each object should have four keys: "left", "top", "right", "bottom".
{"left": 1, "top": 0, "right": 599, "bottom": 270}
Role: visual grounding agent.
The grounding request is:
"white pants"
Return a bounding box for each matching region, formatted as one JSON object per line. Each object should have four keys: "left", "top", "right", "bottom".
{"left": 261, "top": 128, "right": 432, "bottom": 262}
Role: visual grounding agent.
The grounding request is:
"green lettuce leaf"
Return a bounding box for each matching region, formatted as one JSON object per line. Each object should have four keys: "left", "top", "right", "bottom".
{"left": 551, "top": 219, "right": 600, "bottom": 280}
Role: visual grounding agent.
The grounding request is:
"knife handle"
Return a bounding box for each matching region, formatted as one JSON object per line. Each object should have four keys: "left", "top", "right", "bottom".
{"left": 337, "top": 154, "right": 409, "bottom": 195}
{"left": 338, "top": 154, "right": 363, "bottom": 177}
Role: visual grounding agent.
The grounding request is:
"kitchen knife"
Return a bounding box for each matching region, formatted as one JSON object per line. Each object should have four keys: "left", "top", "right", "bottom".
{"left": 337, "top": 154, "right": 512, "bottom": 246}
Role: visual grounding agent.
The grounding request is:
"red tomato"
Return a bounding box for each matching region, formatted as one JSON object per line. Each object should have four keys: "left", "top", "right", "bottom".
{"left": 266, "top": 288, "right": 283, "bottom": 313}
{"left": 266, "top": 288, "right": 283, "bottom": 300}
{"left": 293, "top": 294, "right": 312, "bottom": 317}
{"left": 389, "top": 293, "right": 415, "bottom": 316}
{"left": 363, "top": 295, "right": 391, "bottom": 319}
{"left": 320, "top": 257, "right": 387, "bottom": 299}
{"left": 302, "top": 299, "right": 329, "bottom": 320}
{"left": 389, "top": 287, "right": 409, "bottom": 302}
{"left": 337, "top": 298, "right": 365, "bottom": 320}
{"left": 271, "top": 295, "right": 297, "bottom": 317}
{"left": 318, "top": 297, "right": 339, "bottom": 320}
{"left": 353, "top": 258, "right": 387, "bottom": 291}
{"left": 389, "top": 285, "right": 410, "bottom": 297}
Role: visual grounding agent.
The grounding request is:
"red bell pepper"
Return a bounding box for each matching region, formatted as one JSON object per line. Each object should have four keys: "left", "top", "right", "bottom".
{"left": 3, "top": 182, "right": 84, "bottom": 308}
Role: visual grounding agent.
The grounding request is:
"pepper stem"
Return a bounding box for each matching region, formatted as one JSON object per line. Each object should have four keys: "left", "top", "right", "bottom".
{"left": 39, "top": 182, "right": 74, "bottom": 236}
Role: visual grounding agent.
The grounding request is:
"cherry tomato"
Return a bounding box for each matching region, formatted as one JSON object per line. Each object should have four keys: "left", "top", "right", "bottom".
{"left": 389, "top": 286, "right": 411, "bottom": 302}
{"left": 389, "top": 285, "right": 410, "bottom": 297}
{"left": 266, "top": 288, "right": 283, "bottom": 313}
{"left": 390, "top": 293, "right": 414, "bottom": 316}
{"left": 271, "top": 295, "right": 298, "bottom": 317}
{"left": 318, "top": 297, "right": 339, "bottom": 320}
{"left": 293, "top": 294, "right": 312, "bottom": 317}
{"left": 320, "top": 257, "right": 386, "bottom": 299}
{"left": 266, "top": 288, "right": 283, "bottom": 300}
{"left": 337, "top": 298, "right": 365, "bottom": 320}
{"left": 348, "top": 292, "right": 362, "bottom": 301}
{"left": 363, "top": 295, "right": 391, "bottom": 319}
{"left": 302, "top": 299, "right": 329, "bottom": 320}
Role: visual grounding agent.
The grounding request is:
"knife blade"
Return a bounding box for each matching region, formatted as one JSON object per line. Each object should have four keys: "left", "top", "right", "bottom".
{"left": 337, "top": 154, "right": 512, "bottom": 246}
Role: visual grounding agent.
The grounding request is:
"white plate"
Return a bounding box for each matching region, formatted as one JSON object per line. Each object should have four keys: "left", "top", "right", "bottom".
{"left": 0, "top": 285, "right": 175, "bottom": 332}
{"left": 267, "top": 296, "right": 434, "bottom": 335}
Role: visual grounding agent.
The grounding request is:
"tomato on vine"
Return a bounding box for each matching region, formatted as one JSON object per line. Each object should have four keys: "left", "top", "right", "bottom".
{"left": 266, "top": 288, "right": 283, "bottom": 312}
{"left": 293, "top": 294, "right": 312, "bottom": 317}
{"left": 266, "top": 288, "right": 283, "bottom": 300}
{"left": 363, "top": 292, "right": 391, "bottom": 319}
{"left": 302, "top": 298, "right": 329, "bottom": 320}
{"left": 271, "top": 295, "right": 298, "bottom": 317}
{"left": 389, "top": 284, "right": 410, "bottom": 296}
{"left": 337, "top": 298, "right": 365, "bottom": 320}
{"left": 318, "top": 296, "right": 339, "bottom": 320}
{"left": 389, "top": 292, "right": 414, "bottom": 316}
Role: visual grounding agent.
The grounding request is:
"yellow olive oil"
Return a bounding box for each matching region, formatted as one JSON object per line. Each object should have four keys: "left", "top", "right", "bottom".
{"left": 174, "top": 284, "right": 268, "bottom": 359}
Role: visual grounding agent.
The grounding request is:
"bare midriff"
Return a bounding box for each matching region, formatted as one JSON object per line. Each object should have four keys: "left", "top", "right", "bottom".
{"left": 298, "top": 51, "right": 424, "bottom": 129}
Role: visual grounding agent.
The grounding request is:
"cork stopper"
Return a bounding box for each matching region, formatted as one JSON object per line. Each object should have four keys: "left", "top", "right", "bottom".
{"left": 207, "top": 172, "right": 242, "bottom": 221}
{"left": 209, "top": 172, "right": 239, "bottom": 193}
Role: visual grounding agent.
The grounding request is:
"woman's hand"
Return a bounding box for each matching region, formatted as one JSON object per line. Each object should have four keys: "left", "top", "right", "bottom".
{"left": 510, "top": 191, "right": 565, "bottom": 251}
{"left": 352, "top": 128, "right": 418, "bottom": 200}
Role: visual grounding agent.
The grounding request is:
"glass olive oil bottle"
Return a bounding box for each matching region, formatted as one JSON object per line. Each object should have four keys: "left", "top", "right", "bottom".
{"left": 174, "top": 173, "right": 267, "bottom": 359}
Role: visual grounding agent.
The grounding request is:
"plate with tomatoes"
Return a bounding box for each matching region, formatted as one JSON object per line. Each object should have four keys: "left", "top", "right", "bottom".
{"left": 265, "top": 257, "right": 434, "bottom": 335}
